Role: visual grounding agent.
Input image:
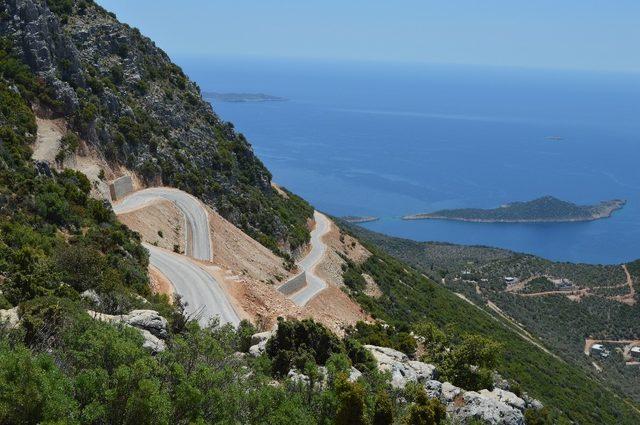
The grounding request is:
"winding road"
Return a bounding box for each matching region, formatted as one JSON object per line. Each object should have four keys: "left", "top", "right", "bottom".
{"left": 288, "top": 211, "right": 330, "bottom": 306}
{"left": 113, "top": 188, "right": 239, "bottom": 326}
{"left": 114, "top": 187, "right": 211, "bottom": 261}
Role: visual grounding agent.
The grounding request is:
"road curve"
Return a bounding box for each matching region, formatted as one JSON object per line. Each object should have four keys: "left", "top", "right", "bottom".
{"left": 289, "top": 211, "right": 331, "bottom": 306}
{"left": 113, "top": 188, "right": 240, "bottom": 326}
{"left": 145, "top": 244, "right": 239, "bottom": 326}
{"left": 113, "top": 188, "right": 211, "bottom": 261}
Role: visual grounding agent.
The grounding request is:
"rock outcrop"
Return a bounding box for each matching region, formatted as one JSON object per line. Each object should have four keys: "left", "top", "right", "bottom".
{"left": 0, "top": 307, "right": 20, "bottom": 329}
{"left": 365, "top": 344, "right": 437, "bottom": 388}
{"left": 248, "top": 330, "right": 274, "bottom": 357}
{"left": 364, "top": 345, "right": 539, "bottom": 425}
{"left": 88, "top": 309, "right": 168, "bottom": 353}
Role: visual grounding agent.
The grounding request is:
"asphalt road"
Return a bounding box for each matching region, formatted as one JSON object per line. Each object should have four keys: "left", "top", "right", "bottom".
{"left": 113, "top": 187, "right": 211, "bottom": 261}
{"left": 145, "top": 244, "right": 240, "bottom": 326}
{"left": 114, "top": 188, "right": 240, "bottom": 326}
{"left": 289, "top": 211, "right": 330, "bottom": 306}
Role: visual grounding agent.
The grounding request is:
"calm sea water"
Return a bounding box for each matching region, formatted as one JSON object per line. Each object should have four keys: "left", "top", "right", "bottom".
{"left": 178, "top": 57, "right": 640, "bottom": 264}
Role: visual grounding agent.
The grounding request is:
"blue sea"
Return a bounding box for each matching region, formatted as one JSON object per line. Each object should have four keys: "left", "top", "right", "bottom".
{"left": 178, "top": 57, "right": 640, "bottom": 265}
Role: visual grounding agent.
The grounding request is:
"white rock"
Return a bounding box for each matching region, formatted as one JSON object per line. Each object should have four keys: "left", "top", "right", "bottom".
{"left": 407, "top": 360, "right": 437, "bottom": 381}
{"left": 139, "top": 329, "right": 166, "bottom": 353}
{"left": 87, "top": 309, "right": 167, "bottom": 352}
{"left": 0, "top": 307, "right": 19, "bottom": 329}
{"left": 448, "top": 390, "right": 524, "bottom": 425}
{"left": 480, "top": 388, "right": 526, "bottom": 412}
{"left": 365, "top": 344, "right": 408, "bottom": 363}
{"left": 250, "top": 330, "right": 273, "bottom": 346}
{"left": 287, "top": 369, "right": 310, "bottom": 385}
{"left": 81, "top": 289, "right": 101, "bottom": 305}
{"left": 440, "top": 382, "right": 463, "bottom": 403}
{"left": 124, "top": 310, "right": 168, "bottom": 338}
{"left": 365, "top": 345, "right": 437, "bottom": 388}
{"left": 348, "top": 367, "right": 363, "bottom": 382}
{"left": 424, "top": 379, "right": 443, "bottom": 399}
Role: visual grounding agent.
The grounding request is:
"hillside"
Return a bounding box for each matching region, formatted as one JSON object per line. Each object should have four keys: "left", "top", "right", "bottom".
{"left": 345, "top": 221, "right": 640, "bottom": 408}
{"left": 0, "top": 1, "right": 638, "bottom": 424}
{"left": 1, "top": 0, "right": 313, "bottom": 256}
{"left": 404, "top": 196, "right": 626, "bottom": 222}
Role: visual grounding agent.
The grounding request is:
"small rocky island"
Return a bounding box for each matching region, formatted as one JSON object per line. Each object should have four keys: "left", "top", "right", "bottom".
{"left": 203, "top": 92, "right": 287, "bottom": 103}
{"left": 341, "top": 216, "right": 379, "bottom": 224}
{"left": 403, "top": 196, "right": 626, "bottom": 223}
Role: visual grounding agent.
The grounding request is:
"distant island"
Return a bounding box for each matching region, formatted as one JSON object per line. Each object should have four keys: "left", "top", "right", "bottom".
{"left": 341, "top": 216, "right": 379, "bottom": 224}
{"left": 202, "top": 92, "right": 287, "bottom": 103}
{"left": 403, "top": 196, "right": 626, "bottom": 223}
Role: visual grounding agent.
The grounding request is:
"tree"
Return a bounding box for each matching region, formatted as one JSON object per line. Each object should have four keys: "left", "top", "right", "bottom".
{"left": 373, "top": 391, "right": 394, "bottom": 425}
{"left": 334, "top": 377, "right": 368, "bottom": 425}
{"left": 403, "top": 387, "right": 446, "bottom": 425}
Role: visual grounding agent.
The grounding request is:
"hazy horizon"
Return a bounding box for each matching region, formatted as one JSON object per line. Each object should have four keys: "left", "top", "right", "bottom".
{"left": 98, "top": 0, "right": 640, "bottom": 74}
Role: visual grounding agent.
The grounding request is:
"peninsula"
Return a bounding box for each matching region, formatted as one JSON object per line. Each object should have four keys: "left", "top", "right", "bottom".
{"left": 403, "top": 196, "right": 626, "bottom": 223}
{"left": 203, "top": 92, "right": 287, "bottom": 103}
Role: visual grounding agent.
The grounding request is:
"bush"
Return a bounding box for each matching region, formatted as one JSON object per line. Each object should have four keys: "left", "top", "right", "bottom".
{"left": 266, "top": 318, "right": 343, "bottom": 376}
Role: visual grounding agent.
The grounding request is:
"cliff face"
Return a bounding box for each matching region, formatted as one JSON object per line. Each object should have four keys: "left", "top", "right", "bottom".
{"left": 0, "top": 0, "right": 312, "bottom": 254}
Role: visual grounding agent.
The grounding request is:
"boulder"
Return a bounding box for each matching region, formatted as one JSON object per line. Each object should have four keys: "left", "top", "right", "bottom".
{"left": 248, "top": 330, "right": 274, "bottom": 357}
{"left": 479, "top": 388, "right": 526, "bottom": 411}
{"left": 87, "top": 309, "right": 168, "bottom": 352}
{"left": 348, "top": 367, "right": 363, "bottom": 382}
{"left": 139, "top": 329, "right": 166, "bottom": 353}
{"left": 124, "top": 310, "right": 168, "bottom": 339}
{"left": 523, "top": 394, "right": 544, "bottom": 410}
{"left": 0, "top": 307, "right": 20, "bottom": 329}
{"left": 81, "top": 289, "right": 101, "bottom": 305}
{"left": 365, "top": 344, "right": 408, "bottom": 363}
{"left": 448, "top": 391, "right": 524, "bottom": 425}
{"left": 440, "top": 381, "right": 463, "bottom": 403}
{"left": 424, "top": 379, "right": 443, "bottom": 399}
{"left": 365, "top": 345, "right": 436, "bottom": 388}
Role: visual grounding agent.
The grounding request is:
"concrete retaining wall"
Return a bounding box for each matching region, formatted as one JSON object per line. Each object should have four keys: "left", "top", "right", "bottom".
{"left": 278, "top": 271, "right": 307, "bottom": 296}
{"left": 109, "top": 175, "right": 133, "bottom": 201}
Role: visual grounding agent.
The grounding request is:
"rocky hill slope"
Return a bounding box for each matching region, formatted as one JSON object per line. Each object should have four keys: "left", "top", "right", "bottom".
{"left": 1, "top": 0, "right": 312, "bottom": 255}
{"left": 1, "top": 1, "right": 639, "bottom": 424}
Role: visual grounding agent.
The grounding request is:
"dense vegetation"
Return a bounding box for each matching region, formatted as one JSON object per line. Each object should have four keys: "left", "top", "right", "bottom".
{"left": 339, "top": 222, "right": 640, "bottom": 424}
{"left": 344, "top": 221, "right": 640, "bottom": 405}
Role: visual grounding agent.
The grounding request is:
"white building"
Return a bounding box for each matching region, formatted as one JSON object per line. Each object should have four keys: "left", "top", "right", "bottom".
{"left": 591, "top": 344, "right": 610, "bottom": 358}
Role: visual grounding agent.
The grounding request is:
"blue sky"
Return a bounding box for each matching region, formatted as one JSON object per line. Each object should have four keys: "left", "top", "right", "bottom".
{"left": 97, "top": 0, "right": 640, "bottom": 72}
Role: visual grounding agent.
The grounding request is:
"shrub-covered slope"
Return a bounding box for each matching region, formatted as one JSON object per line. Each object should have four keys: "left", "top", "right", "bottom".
{"left": 0, "top": 0, "right": 313, "bottom": 255}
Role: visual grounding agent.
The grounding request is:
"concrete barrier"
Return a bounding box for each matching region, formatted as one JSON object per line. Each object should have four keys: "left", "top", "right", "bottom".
{"left": 109, "top": 175, "right": 133, "bottom": 201}
{"left": 277, "top": 271, "right": 307, "bottom": 296}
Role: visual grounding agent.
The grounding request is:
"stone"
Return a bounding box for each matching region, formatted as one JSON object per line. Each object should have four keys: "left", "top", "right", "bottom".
{"left": 440, "top": 381, "right": 463, "bottom": 403}
{"left": 348, "top": 367, "right": 363, "bottom": 382}
{"left": 479, "top": 388, "right": 526, "bottom": 412}
{"left": 523, "top": 394, "right": 544, "bottom": 410}
{"left": 448, "top": 391, "right": 524, "bottom": 425}
{"left": 424, "top": 379, "right": 443, "bottom": 399}
{"left": 287, "top": 369, "right": 310, "bottom": 385}
{"left": 81, "top": 289, "right": 101, "bottom": 305}
{"left": 0, "top": 307, "right": 20, "bottom": 329}
{"left": 87, "top": 309, "right": 168, "bottom": 352}
{"left": 365, "top": 345, "right": 437, "bottom": 388}
{"left": 124, "top": 309, "right": 168, "bottom": 339}
{"left": 248, "top": 330, "right": 273, "bottom": 357}
{"left": 139, "top": 329, "right": 166, "bottom": 353}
